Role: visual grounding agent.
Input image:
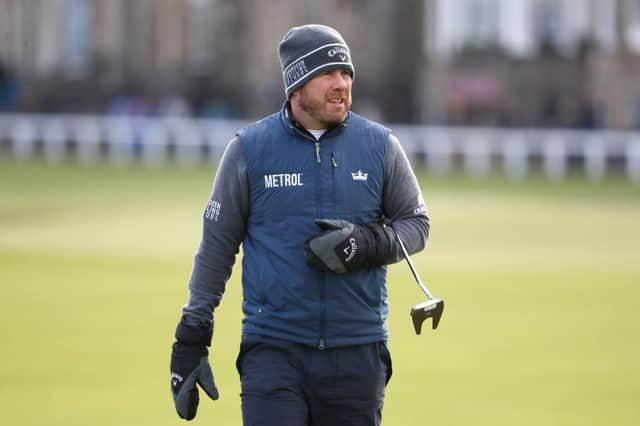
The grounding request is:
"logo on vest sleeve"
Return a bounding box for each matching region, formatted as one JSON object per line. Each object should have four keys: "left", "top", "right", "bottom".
{"left": 351, "top": 170, "right": 368, "bottom": 182}
{"left": 264, "top": 173, "right": 304, "bottom": 189}
{"left": 413, "top": 193, "right": 428, "bottom": 215}
{"left": 205, "top": 199, "right": 222, "bottom": 221}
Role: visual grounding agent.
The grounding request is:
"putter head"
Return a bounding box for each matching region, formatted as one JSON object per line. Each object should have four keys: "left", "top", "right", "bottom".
{"left": 410, "top": 298, "right": 445, "bottom": 334}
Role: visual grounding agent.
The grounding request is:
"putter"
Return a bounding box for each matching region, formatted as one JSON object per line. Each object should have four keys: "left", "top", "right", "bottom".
{"left": 394, "top": 231, "right": 444, "bottom": 334}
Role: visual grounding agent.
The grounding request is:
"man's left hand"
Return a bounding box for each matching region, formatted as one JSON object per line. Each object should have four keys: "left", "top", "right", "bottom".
{"left": 304, "top": 219, "right": 379, "bottom": 274}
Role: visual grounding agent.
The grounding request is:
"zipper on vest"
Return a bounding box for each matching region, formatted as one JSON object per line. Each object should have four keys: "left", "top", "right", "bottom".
{"left": 314, "top": 140, "right": 326, "bottom": 350}
{"left": 330, "top": 152, "right": 338, "bottom": 204}
{"left": 319, "top": 272, "right": 327, "bottom": 350}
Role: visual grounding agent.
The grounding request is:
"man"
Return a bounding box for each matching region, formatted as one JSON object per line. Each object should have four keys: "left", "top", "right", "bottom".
{"left": 170, "top": 24, "right": 429, "bottom": 425}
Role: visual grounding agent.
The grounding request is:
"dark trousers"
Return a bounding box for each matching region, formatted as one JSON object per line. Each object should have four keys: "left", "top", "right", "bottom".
{"left": 236, "top": 334, "right": 392, "bottom": 426}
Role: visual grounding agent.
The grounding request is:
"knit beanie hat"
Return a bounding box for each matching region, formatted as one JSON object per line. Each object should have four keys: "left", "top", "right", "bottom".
{"left": 279, "top": 24, "right": 354, "bottom": 98}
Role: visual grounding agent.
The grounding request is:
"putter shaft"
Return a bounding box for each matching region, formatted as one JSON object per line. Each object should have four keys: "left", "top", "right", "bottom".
{"left": 394, "top": 231, "right": 434, "bottom": 300}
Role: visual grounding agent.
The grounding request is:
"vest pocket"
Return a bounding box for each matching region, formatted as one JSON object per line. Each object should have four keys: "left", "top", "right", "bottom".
{"left": 257, "top": 260, "right": 286, "bottom": 312}
{"left": 242, "top": 251, "right": 286, "bottom": 315}
{"left": 242, "top": 278, "right": 285, "bottom": 315}
{"left": 260, "top": 280, "right": 285, "bottom": 312}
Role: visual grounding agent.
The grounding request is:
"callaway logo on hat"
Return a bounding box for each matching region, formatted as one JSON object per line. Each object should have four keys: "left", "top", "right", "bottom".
{"left": 278, "top": 24, "right": 355, "bottom": 97}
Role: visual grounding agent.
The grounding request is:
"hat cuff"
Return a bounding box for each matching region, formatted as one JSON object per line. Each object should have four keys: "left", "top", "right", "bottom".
{"left": 282, "top": 43, "right": 354, "bottom": 97}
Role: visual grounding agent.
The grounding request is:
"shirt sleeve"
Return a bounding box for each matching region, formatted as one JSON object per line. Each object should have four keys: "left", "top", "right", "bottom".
{"left": 181, "top": 136, "right": 249, "bottom": 326}
{"left": 381, "top": 133, "right": 430, "bottom": 262}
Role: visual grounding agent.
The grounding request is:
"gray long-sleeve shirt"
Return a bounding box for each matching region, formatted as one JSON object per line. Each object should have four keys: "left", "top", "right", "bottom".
{"left": 182, "top": 133, "right": 429, "bottom": 326}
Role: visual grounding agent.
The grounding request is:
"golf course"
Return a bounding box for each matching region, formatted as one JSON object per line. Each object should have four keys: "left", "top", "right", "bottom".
{"left": 1, "top": 159, "right": 638, "bottom": 425}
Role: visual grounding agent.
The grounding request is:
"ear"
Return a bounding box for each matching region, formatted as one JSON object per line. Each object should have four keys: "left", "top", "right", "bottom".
{"left": 290, "top": 88, "right": 301, "bottom": 101}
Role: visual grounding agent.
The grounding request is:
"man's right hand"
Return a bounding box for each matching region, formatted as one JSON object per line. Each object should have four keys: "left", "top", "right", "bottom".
{"left": 170, "top": 342, "right": 219, "bottom": 420}
{"left": 170, "top": 318, "right": 218, "bottom": 420}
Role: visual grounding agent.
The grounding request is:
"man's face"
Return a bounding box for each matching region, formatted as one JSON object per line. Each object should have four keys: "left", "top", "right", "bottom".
{"left": 291, "top": 68, "right": 353, "bottom": 129}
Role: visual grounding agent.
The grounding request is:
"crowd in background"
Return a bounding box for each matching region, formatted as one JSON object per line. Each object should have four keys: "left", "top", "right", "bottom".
{"left": 2, "top": 0, "right": 640, "bottom": 129}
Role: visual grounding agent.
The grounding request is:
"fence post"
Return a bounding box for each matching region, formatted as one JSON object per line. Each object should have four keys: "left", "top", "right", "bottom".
{"left": 42, "top": 118, "right": 67, "bottom": 164}
{"left": 141, "top": 119, "right": 169, "bottom": 167}
{"left": 106, "top": 117, "right": 135, "bottom": 167}
{"left": 626, "top": 139, "right": 640, "bottom": 183}
{"left": 425, "top": 129, "right": 452, "bottom": 176}
{"left": 75, "top": 118, "right": 102, "bottom": 165}
{"left": 502, "top": 133, "right": 528, "bottom": 181}
{"left": 543, "top": 134, "right": 567, "bottom": 181}
{"left": 584, "top": 135, "right": 606, "bottom": 182}
{"left": 204, "top": 119, "right": 243, "bottom": 163}
{"left": 172, "top": 118, "right": 202, "bottom": 167}
{"left": 463, "top": 132, "right": 491, "bottom": 178}
{"left": 11, "top": 119, "right": 37, "bottom": 161}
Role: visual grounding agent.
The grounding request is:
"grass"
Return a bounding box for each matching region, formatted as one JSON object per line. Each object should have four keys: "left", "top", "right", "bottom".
{"left": 1, "top": 159, "right": 639, "bottom": 425}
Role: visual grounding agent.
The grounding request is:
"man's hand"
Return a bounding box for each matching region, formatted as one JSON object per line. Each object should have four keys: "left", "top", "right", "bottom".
{"left": 170, "top": 318, "right": 218, "bottom": 420}
{"left": 304, "top": 219, "right": 386, "bottom": 273}
{"left": 170, "top": 342, "right": 218, "bottom": 420}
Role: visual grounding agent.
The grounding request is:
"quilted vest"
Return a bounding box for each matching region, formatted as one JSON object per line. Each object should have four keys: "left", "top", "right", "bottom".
{"left": 237, "top": 105, "right": 391, "bottom": 349}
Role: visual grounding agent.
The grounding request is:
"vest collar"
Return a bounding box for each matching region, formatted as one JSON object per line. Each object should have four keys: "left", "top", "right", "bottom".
{"left": 280, "top": 101, "right": 349, "bottom": 140}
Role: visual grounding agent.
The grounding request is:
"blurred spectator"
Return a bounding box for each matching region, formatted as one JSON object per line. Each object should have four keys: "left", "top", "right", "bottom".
{"left": 445, "top": 74, "right": 505, "bottom": 126}
{"left": 197, "top": 98, "right": 240, "bottom": 119}
{"left": 107, "top": 95, "right": 156, "bottom": 117}
{"left": 542, "top": 93, "right": 600, "bottom": 129}
{"left": 0, "top": 62, "right": 20, "bottom": 112}
{"left": 158, "top": 95, "right": 192, "bottom": 118}
{"left": 575, "top": 99, "right": 599, "bottom": 129}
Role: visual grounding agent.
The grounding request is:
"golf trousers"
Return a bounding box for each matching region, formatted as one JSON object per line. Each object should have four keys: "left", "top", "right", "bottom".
{"left": 236, "top": 334, "right": 393, "bottom": 426}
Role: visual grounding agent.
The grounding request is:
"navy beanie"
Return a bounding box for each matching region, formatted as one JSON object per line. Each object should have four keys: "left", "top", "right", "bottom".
{"left": 279, "top": 24, "right": 354, "bottom": 98}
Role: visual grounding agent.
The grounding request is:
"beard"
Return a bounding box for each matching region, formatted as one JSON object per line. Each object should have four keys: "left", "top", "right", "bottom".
{"left": 296, "top": 88, "right": 352, "bottom": 128}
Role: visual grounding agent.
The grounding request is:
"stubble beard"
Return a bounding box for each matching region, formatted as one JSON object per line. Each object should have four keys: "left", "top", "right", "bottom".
{"left": 297, "top": 90, "right": 351, "bottom": 128}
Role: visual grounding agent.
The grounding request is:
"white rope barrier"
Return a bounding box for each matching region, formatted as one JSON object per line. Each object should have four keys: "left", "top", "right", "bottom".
{"left": 1, "top": 113, "right": 639, "bottom": 182}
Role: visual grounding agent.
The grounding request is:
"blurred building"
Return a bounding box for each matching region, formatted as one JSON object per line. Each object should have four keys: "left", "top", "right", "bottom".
{"left": 0, "top": 0, "right": 639, "bottom": 128}
{"left": 424, "top": 0, "right": 640, "bottom": 129}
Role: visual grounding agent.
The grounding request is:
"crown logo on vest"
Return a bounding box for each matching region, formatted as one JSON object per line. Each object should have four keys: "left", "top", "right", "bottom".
{"left": 351, "top": 170, "right": 368, "bottom": 181}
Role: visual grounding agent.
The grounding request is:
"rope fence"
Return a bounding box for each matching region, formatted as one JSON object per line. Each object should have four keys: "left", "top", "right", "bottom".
{"left": 1, "top": 113, "right": 639, "bottom": 182}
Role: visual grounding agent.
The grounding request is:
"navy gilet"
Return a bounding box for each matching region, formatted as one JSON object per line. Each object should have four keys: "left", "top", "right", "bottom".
{"left": 237, "top": 105, "right": 392, "bottom": 349}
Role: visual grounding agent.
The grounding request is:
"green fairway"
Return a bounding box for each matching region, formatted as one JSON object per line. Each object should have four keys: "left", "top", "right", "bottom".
{"left": 1, "top": 159, "right": 639, "bottom": 425}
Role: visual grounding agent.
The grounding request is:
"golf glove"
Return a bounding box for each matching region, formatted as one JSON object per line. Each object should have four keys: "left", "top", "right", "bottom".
{"left": 170, "top": 319, "right": 218, "bottom": 420}
{"left": 304, "top": 219, "right": 388, "bottom": 274}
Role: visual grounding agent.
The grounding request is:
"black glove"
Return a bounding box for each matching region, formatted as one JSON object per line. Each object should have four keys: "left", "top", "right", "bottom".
{"left": 304, "top": 219, "right": 388, "bottom": 274}
{"left": 170, "top": 319, "right": 218, "bottom": 420}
